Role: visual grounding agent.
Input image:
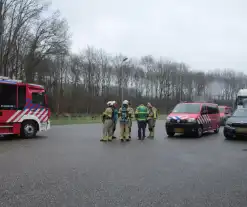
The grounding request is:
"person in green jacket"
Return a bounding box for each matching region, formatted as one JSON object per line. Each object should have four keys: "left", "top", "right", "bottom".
{"left": 135, "top": 104, "right": 148, "bottom": 140}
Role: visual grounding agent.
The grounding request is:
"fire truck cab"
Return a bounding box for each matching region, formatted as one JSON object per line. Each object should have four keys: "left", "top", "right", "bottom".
{"left": 0, "top": 76, "right": 50, "bottom": 138}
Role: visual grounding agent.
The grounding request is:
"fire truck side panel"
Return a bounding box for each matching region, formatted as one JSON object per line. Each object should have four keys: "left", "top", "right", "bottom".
{"left": 13, "top": 123, "right": 21, "bottom": 134}
{"left": 0, "top": 110, "right": 18, "bottom": 123}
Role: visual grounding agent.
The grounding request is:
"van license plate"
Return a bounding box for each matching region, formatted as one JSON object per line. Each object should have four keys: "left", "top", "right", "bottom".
{"left": 236, "top": 128, "right": 247, "bottom": 133}
{"left": 174, "top": 128, "right": 184, "bottom": 133}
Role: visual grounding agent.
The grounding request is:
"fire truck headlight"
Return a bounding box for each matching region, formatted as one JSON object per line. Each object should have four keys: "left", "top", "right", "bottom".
{"left": 188, "top": 118, "right": 196, "bottom": 123}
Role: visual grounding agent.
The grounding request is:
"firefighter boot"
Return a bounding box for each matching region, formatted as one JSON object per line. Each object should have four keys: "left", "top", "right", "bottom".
{"left": 150, "top": 129, "right": 154, "bottom": 139}
{"left": 120, "top": 123, "right": 125, "bottom": 142}
{"left": 100, "top": 136, "right": 108, "bottom": 142}
{"left": 147, "top": 128, "right": 152, "bottom": 138}
{"left": 128, "top": 127, "right": 131, "bottom": 140}
{"left": 125, "top": 125, "right": 130, "bottom": 141}
{"left": 108, "top": 136, "right": 112, "bottom": 141}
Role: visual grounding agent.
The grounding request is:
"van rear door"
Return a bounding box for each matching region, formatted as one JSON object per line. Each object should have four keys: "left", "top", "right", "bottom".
{"left": 200, "top": 104, "right": 210, "bottom": 130}
{"left": 207, "top": 104, "right": 218, "bottom": 129}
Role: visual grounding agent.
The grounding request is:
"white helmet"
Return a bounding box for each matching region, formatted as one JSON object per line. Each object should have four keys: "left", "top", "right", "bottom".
{"left": 123, "top": 100, "right": 129, "bottom": 105}
{"left": 107, "top": 101, "right": 112, "bottom": 106}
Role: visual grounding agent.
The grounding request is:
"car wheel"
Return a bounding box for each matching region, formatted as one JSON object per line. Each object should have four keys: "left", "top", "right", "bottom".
{"left": 214, "top": 125, "right": 220, "bottom": 133}
{"left": 21, "top": 121, "right": 37, "bottom": 138}
{"left": 224, "top": 132, "right": 232, "bottom": 140}
{"left": 196, "top": 126, "right": 203, "bottom": 138}
{"left": 224, "top": 135, "right": 232, "bottom": 140}
{"left": 167, "top": 132, "right": 175, "bottom": 137}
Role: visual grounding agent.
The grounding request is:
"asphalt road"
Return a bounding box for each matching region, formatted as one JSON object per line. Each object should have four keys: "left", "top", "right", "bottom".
{"left": 0, "top": 121, "right": 247, "bottom": 207}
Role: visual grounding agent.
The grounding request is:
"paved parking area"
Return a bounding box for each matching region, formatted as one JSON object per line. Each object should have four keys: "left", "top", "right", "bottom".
{"left": 0, "top": 121, "right": 247, "bottom": 207}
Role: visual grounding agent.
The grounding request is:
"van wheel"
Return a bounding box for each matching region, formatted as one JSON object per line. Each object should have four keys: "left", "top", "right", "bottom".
{"left": 214, "top": 125, "right": 220, "bottom": 133}
{"left": 196, "top": 126, "right": 203, "bottom": 138}
{"left": 21, "top": 121, "right": 37, "bottom": 138}
{"left": 167, "top": 132, "right": 175, "bottom": 137}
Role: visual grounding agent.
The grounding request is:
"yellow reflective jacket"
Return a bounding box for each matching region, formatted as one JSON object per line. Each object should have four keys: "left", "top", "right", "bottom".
{"left": 102, "top": 107, "right": 113, "bottom": 119}
{"left": 148, "top": 106, "right": 158, "bottom": 120}
{"left": 128, "top": 107, "right": 135, "bottom": 119}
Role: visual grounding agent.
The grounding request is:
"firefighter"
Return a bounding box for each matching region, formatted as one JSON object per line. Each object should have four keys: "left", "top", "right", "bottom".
{"left": 118, "top": 100, "right": 131, "bottom": 142}
{"left": 147, "top": 102, "right": 158, "bottom": 138}
{"left": 128, "top": 100, "right": 135, "bottom": 139}
{"left": 101, "top": 101, "right": 114, "bottom": 142}
{"left": 112, "top": 101, "right": 118, "bottom": 139}
{"left": 135, "top": 103, "right": 148, "bottom": 140}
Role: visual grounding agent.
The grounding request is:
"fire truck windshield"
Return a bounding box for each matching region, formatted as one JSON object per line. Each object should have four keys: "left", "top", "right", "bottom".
{"left": 0, "top": 83, "right": 17, "bottom": 109}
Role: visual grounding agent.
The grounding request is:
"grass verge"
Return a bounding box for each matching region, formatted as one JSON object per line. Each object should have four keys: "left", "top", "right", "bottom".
{"left": 51, "top": 117, "right": 101, "bottom": 125}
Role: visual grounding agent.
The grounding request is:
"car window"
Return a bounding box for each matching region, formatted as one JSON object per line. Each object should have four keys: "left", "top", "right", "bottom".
{"left": 233, "top": 109, "right": 247, "bottom": 117}
{"left": 172, "top": 103, "right": 201, "bottom": 113}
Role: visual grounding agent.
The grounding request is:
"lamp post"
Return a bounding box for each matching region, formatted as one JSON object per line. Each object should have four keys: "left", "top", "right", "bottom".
{"left": 121, "top": 57, "right": 128, "bottom": 104}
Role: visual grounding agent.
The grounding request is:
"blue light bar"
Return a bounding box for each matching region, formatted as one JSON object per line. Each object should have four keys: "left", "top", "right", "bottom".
{"left": 0, "top": 80, "right": 18, "bottom": 84}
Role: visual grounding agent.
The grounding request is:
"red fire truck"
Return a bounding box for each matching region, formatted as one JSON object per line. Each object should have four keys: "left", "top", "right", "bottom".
{"left": 0, "top": 76, "right": 50, "bottom": 138}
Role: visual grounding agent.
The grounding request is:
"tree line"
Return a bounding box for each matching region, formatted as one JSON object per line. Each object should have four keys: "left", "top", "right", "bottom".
{"left": 0, "top": 0, "right": 246, "bottom": 115}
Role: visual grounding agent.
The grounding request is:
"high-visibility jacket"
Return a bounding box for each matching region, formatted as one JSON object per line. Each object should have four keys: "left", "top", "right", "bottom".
{"left": 118, "top": 106, "right": 131, "bottom": 123}
{"left": 102, "top": 107, "right": 113, "bottom": 119}
{"left": 135, "top": 104, "right": 148, "bottom": 121}
{"left": 128, "top": 107, "right": 135, "bottom": 119}
{"left": 148, "top": 106, "right": 158, "bottom": 120}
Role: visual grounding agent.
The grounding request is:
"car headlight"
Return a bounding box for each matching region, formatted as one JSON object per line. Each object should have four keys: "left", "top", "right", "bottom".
{"left": 188, "top": 118, "right": 196, "bottom": 123}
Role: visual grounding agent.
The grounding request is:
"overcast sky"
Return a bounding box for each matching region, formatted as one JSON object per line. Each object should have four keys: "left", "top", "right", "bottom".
{"left": 50, "top": 0, "right": 247, "bottom": 71}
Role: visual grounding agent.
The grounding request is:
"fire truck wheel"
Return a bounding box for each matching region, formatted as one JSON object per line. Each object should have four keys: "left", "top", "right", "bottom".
{"left": 21, "top": 121, "right": 37, "bottom": 138}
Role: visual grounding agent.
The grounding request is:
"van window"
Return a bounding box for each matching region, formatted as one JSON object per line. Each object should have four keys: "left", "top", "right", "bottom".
{"left": 201, "top": 105, "right": 207, "bottom": 113}
{"left": 219, "top": 107, "right": 225, "bottom": 113}
{"left": 0, "top": 83, "right": 17, "bottom": 109}
{"left": 172, "top": 103, "right": 201, "bottom": 113}
{"left": 225, "top": 108, "right": 232, "bottom": 114}
{"left": 208, "top": 105, "right": 219, "bottom": 114}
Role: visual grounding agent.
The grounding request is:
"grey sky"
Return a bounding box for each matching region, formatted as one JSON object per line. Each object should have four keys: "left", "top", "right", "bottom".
{"left": 51, "top": 0, "right": 247, "bottom": 71}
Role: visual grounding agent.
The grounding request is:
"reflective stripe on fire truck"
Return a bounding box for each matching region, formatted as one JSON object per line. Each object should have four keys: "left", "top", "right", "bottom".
{"left": 6, "top": 109, "right": 49, "bottom": 123}
{"left": 197, "top": 114, "right": 211, "bottom": 124}
{"left": 6, "top": 110, "right": 22, "bottom": 122}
